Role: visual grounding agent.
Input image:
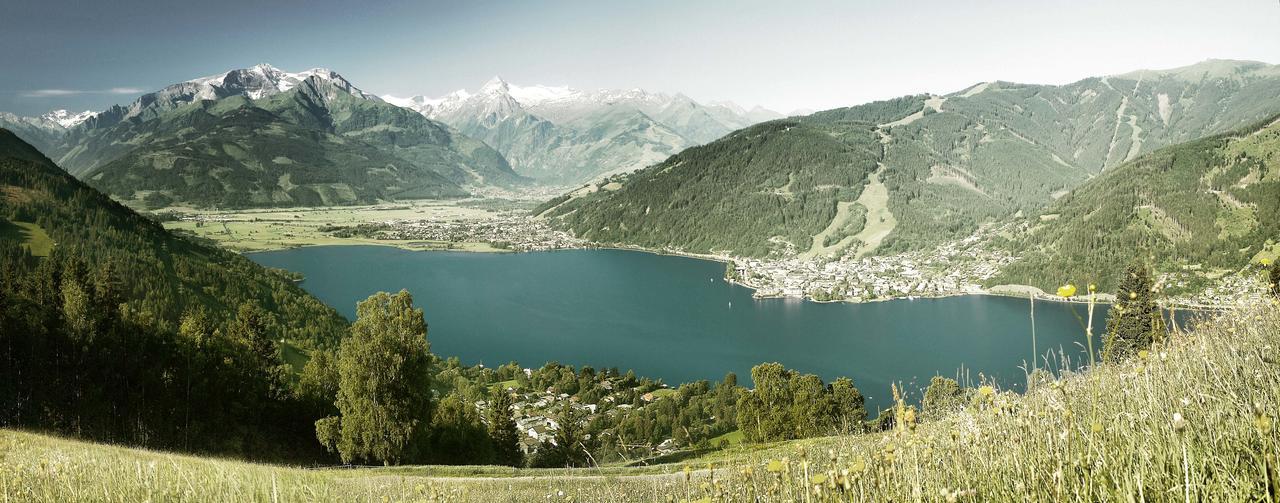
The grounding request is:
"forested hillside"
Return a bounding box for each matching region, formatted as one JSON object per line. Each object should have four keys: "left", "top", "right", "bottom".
{"left": 992, "top": 115, "right": 1280, "bottom": 292}
{"left": 0, "top": 128, "right": 348, "bottom": 459}
{"left": 541, "top": 60, "right": 1280, "bottom": 258}
{"left": 537, "top": 118, "right": 885, "bottom": 255}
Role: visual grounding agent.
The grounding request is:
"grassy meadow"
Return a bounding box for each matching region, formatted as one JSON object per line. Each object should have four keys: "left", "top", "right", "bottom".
{"left": 156, "top": 200, "right": 506, "bottom": 253}
{"left": 3, "top": 300, "right": 1278, "bottom": 501}
{"left": 0, "top": 219, "right": 53, "bottom": 257}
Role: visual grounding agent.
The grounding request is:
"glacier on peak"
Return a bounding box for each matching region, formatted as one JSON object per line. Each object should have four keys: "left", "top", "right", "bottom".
{"left": 41, "top": 109, "right": 98, "bottom": 129}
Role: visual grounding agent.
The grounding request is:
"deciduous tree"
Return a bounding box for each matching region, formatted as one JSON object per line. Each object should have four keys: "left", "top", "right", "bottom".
{"left": 321, "top": 290, "right": 433, "bottom": 465}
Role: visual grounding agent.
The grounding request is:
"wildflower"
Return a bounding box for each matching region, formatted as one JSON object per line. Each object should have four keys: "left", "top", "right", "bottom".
{"left": 1256, "top": 414, "right": 1273, "bottom": 435}
{"left": 766, "top": 459, "right": 784, "bottom": 473}
{"left": 1088, "top": 283, "right": 1097, "bottom": 293}
{"left": 1262, "top": 258, "right": 1273, "bottom": 266}
{"left": 1129, "top": 291, "right": 1138, "bottom": 300}
{"left": 1138, "top": 350, "right": 1149, "bottom": 360}
{"left": 978, "top": 385, "right": 995, "bottom": 399}
{"left": 1090, "top": 421, "right": 1103, "bottom": 433}
{"left": 1057, "top": 284, "right": 1077, "bottom": 298}
{"left": 851, "top": 457, "right": 866, "bottom": 473}
{"left": 1172, "top": 412, "right": 1187, "bottom": 432}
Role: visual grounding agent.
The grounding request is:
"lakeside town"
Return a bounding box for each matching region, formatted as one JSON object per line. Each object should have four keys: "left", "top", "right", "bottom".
{"left": 165, "top": 202, "right": 1270, "bottom": 309}
{"left": 325, "top": 211, "right": 589, "bottom": 252}
{"left": 726, "top": 231, "right": 1015, "bottom": 302}
{"left": 315, "top": 210, "right": 1270, "bottom": 308}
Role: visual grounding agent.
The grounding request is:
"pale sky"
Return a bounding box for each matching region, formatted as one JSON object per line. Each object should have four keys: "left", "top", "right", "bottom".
{"left": 2, "top": 0, "right": 1279, "bottom": 116}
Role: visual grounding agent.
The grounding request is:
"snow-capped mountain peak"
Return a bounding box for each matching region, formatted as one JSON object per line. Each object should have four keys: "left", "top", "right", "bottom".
{"left": 507, "top": 84, "right": 579, "bottom": 106}
{"left": 185, "top": 63, "right": 377, "bottom": 101}
{"left": 709, "top": 100, "right": 748, "bottom": 116}
{"left": 41, "top": 109, "right": 97, "bottom": 128}
{"left": 381, "top": 94, "right": 444, "bottom": 110}
{"left": 479, "top": 76, "right": 510, "bottom": 95}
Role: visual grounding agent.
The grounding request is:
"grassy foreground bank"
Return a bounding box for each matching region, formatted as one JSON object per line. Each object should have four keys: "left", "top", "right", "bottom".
{"left": 3, "top": 302, "right": 1278, "bottom": 502}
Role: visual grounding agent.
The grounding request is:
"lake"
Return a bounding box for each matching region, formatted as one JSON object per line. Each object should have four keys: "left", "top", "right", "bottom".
{"left": 251, "top": 246, "right": 1111, "bottom": 412}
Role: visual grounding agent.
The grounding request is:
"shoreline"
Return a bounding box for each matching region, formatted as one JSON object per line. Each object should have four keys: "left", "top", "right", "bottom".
{"left": 239, "top": 237, "right": 1241, "bottom": 311}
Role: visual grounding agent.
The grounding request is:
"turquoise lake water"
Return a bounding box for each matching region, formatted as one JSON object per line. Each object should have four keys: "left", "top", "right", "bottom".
{"left": 251, "top": 246, "right": 1114, "bottom": 412}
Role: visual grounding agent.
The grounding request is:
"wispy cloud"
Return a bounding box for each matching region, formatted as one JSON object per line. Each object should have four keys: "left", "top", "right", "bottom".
{"left": 20, "top": 87, "right": 144, "bottom": 98}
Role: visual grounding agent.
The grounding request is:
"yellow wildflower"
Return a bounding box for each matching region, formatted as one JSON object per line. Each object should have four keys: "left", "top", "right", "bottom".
{"left": 851, "top": 458, "right": 866, "bottom": 473}
{"left": 1057, "top": 284, "right": 1077, "bottom": 298}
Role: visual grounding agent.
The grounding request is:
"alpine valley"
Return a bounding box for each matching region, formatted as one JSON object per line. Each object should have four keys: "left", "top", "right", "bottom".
{"left": 384, "top": 77, "right": 782, "bottom": 183}
{"left": 4, "top": 38, "right": 1280, "bottom": 502}
{"left": 539, "top": 59, "right": 1280, "bottom": 300}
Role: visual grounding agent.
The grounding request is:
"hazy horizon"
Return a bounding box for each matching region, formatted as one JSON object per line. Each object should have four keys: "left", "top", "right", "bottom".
{"left": 2, "top": 0, "right": 1279, "bottom": 117}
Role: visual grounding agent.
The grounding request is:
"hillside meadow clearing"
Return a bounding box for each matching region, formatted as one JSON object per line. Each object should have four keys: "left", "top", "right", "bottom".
{"left": 3, "top": 300, "right": 1278, "bottom": 502}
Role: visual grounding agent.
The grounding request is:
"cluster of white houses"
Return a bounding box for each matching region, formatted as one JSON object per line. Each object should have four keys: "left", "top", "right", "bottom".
{"left": 731, "top": 233, "right": 1015, "bottom": 302}
{"left": 477, "top": 377, "right": 674, "bottom": 456}
{"left": 380, "top": 213, "right": 588, "bottom": 251}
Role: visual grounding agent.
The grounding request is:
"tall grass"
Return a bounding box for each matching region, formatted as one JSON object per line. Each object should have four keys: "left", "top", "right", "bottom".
{"left": 3, "top": 301, "right": 1278, "bottom": 501}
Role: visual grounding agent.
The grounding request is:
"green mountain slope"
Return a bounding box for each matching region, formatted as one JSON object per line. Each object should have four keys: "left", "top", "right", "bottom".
{"left": 0, "top": 128, "right": 352, "bottom": 459}
{"left": 7, "top": 65, "right": 524, "bottom": 209}
{"left": 80, "top": 77, "right": 521, "bottom": 209}
{"left": 991, "top": 115, "right": 1280, "bottom": 292}
{"left": 0, "top": 127, "right": 347, "bottom": 344}
{"left": 537, "top": 115, "right": 887, "bottom": 256}
{"left": 541, "top": 60, "right": 1280, "bottom": 258}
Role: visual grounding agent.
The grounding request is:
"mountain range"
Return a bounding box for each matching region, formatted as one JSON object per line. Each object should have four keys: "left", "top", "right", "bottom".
{"left": 538, "top": 59, "right": 1280, "bottom": 286}
{"left": 384, "top": 78, "right": 782, "bottom": 183}
{"left": 0, "top": 65, "right": 780, "bottom": 207}
{"left": 0, "top": 64, "right": 521, "bottom": 209}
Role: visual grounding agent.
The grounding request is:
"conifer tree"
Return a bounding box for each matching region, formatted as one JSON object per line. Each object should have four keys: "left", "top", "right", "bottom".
{"left": 542, "top": 400, "right": 589, "bottom": 467}
{"left": 1103, "top": 262, "right": 1163, "bottom": 362}
{"left": 487, "top": 390, "right": 523, "bottom": 467}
